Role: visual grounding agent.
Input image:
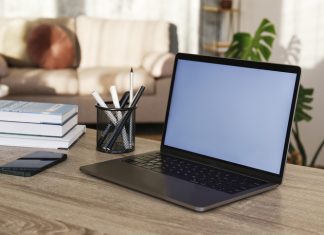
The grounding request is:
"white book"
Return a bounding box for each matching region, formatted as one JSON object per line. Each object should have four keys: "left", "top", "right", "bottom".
{"left": 0, "top": 100, "right": 78, "bottom": 124}
{"left": 0, "top": 125, "right": 86, "bottom": 149}
{"left": 0, "top": 115, "right": 78, "bottom": 137}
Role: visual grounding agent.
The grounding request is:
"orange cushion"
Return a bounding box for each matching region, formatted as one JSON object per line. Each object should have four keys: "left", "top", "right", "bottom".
{"left": 27, "top": 24, "right": 75, "bottom": 69}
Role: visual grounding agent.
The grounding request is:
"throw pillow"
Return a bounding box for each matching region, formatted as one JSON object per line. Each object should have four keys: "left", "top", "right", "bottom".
{"left": 0, "top": 54, "right": 9, "bottom": 77}
{"left": 27, "top": 23, "right": 75, "bottom": 69}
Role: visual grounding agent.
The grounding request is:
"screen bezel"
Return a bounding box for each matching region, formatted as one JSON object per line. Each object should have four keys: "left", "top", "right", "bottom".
{"left": 160, "top": 53, "right": 301, "bottom": 183}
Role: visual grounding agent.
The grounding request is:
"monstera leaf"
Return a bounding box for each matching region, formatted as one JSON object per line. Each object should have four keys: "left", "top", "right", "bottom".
{"left": 225, "top": 18, "right": 323, "bottom": 166}
{"left": 225, "top": 19, "right": 276, "bottom": 61}
{"left": 224, "top": 33, "right": 252, "bottom": 59}
{"left": 294, "top": 85, "right": 313, "bottom": 122}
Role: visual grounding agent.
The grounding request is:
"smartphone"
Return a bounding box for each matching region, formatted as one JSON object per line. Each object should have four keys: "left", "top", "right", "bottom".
{"left": 0, "top": 151, "right": 67, "bottom": 177}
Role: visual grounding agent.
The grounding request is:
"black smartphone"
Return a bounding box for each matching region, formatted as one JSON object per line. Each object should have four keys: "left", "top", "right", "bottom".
{"left": 0, "top": 151, "right": 67, "bottom": 177}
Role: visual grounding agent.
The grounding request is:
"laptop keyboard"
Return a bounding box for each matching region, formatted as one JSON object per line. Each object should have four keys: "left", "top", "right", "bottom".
{"left": 125, "top": 152, "right": 267, "bottom": 194}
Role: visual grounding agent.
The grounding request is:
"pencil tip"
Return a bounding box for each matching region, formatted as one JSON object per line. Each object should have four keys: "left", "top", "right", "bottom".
{"left": 131, "top": 67, "right": 133, "bottom": 73}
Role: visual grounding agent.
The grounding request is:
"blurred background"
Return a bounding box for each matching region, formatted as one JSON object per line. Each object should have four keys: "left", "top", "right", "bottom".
{"left": 0, "top": 0, "right": 323, "bottom": 166}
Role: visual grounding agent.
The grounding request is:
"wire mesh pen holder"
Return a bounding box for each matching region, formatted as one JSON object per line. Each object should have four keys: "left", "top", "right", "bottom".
{"left": 96, "top": 102, "right": 136, "bottom": 154}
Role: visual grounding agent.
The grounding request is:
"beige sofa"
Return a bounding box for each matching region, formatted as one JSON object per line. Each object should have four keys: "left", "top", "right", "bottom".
{"left": 0, "top": 16, "right": 176, "bottom": 123}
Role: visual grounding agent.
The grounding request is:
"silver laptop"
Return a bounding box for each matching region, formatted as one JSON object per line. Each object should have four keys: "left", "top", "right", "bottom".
{"left": 81, "top": 53, "right": 301, "bottom": 212}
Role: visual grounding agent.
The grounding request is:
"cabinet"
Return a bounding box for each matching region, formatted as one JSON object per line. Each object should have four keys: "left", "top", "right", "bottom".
{"left": 199, "top": 0, "right": 241, "bottom": 56}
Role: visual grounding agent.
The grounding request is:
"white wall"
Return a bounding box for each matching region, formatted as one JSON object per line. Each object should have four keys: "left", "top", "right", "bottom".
{"left": 0, "top": 0, "right": 57, "bottom": 17}
{"left": 84, "top": 0, "right": 200, "bottom": 53}
{"left": 241, "top": 0, "right": 324, "bottom": 166}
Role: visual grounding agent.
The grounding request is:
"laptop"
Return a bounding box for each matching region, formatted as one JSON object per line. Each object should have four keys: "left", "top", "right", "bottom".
{"left": 80, "top": 53, "right": 301, "bottom": 212}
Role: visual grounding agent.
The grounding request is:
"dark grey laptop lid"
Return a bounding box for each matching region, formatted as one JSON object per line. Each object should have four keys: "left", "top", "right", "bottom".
{"left": 160, "top": 53, "right": 301, "bottom": 183}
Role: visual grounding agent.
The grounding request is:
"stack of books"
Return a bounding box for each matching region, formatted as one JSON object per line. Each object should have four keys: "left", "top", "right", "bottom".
{"left": 0, "top": 100, "right": 86, "bottom": 149}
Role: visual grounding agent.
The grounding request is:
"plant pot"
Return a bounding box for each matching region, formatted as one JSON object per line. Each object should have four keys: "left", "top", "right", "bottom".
{"left": 287, "top": 151, "right": 303, "bottom": 165}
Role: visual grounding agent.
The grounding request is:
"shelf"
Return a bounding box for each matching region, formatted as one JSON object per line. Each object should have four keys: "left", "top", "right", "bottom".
{"left": 200, "top": 0, "right": 241, "bottom": 55}
{"left": 202, "top": 41, "right": 231, "bottom": 53}
{"left": 203, "top": 41, "right": 231, "bottom": 49}
{"left": 202, "top": 5, "right": 240, "bottom": 13}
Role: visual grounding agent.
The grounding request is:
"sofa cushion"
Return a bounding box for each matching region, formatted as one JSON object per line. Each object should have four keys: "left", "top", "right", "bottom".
{"left": 27, "top": 24, "right": 75, "bottom": 69}
{"left": 76, "top": 16, "right": 170, "bottom": 68}
{"left": 0, "top": 18, "right": 30, "bottom": 66}
{"left": 0, "top": 54, "right": 8, "bottom": 77}
{"left": 1, "top": 68, "right": 78, "bottom": 95}
{"left": 77, "top": 67, "right": 155, "bottom": 95}
{"left": 142, "top": 52, "right": 175, "bottom": 78}
{"left": 0, "top": 17, "right": 78, "bottom": 67}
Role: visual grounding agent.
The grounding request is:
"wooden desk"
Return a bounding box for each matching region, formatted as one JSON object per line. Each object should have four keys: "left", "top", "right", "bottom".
{"left": 0, "top": 129, "right": 323, "bottom": 234}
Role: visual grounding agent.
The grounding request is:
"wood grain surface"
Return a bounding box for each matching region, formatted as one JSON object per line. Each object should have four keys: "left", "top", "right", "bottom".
{"left": 0, "top": 129, "right": 323, "bottom": 235}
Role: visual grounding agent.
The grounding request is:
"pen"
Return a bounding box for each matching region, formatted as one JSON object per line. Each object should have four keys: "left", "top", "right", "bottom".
{"left": 91, "top": 90, "right": 108, "bottom": 108}
{"left": 110, "top": 86, "right": 121, "bottom": 108}
{"left": 91, "top": 91, "right": 118, "bottom": 125}
{"left": 120, "top": 91, "right": 130, "bottom": 108}
{"left": 129, "top": 68, "right": 134, "bottom": 106}
{"left": 129, "top": 68, "right": 134, "bottom": 145}
{"left": 98, "top": 91, "right": 129, "bottom": 146}
{"left": 105, "top": 86, "right": 145, "bottom": 150}
{"left": 110, "top": 86, "right": 129, "bottom": 149}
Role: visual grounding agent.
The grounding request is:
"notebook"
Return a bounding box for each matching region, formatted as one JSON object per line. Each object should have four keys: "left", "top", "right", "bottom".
{"left": 80, "top": 53, "right": 300, "bottom": 212}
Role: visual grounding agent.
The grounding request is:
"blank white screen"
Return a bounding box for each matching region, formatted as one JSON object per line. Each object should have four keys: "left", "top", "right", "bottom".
{"left": 164, "top": 59, "right": 297, "bottom": 174}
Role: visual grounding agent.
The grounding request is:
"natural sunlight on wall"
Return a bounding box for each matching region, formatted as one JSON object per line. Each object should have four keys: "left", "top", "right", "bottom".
{"left": 84, "top": 0, "right": 200, "bottom": 53}
{"left": 0, "top": 0, "right": 56, "bottom": 17}
{"left": 281, "top": 0, "right": 324, "bottom": 68}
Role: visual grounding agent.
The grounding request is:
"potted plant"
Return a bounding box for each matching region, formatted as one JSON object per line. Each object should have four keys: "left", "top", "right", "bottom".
{"left": 224, "top": 19, "right": 324, "bottom": 167}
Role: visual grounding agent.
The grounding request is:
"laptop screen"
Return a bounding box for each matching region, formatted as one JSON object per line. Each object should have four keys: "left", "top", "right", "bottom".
{"left": 164, "top": 58, "right": 298, "bottom": 174}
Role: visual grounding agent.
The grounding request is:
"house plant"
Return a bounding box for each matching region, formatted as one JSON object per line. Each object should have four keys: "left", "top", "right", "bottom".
{"left": 224, "top": 18, "right": 324, "bottom": 167}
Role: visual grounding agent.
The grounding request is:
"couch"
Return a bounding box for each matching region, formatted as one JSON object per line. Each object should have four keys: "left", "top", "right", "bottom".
{"left": 0, "top": 16, "right": 177, "bottom": 123}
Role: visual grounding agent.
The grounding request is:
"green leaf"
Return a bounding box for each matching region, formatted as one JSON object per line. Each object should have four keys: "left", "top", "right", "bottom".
{"left": 294, "top": 111, "right": 312, "bottom": 122}
{"left": 300, "top": 88, "right": 313, "bottom": 95}
{"left": 251, "top": 51, "right": 262, "bottom": 61}
{"left": 262, "top": 24, "right": 276, "bottom": 34}
{"left": 298, "top": 97, "right": 313, "bottom": 103}
{"left": 292, "top": 122, "right": 307, "bottom": 165}
{"left": 294, "top": 85, "right": 314, "bottom": 122}
{"left": 298, "top": 103, "right": 312, "bottom": 110}
{"left": 258, "top": 43, "right": 271, "bottom": 61}
{"left": 225, "top": 18, "right": 276, "bottom": 62}
{"left": 258, "top": 18, "right": 276, "bottom": 34}
{"left": 248, "top": 19, "right": 276, "bottom": 61}
{"left": 261, "top": 36, "right": 274, "bottom": 47}
{"left": 224, "top": 33, "right": 252, "bottom": 59}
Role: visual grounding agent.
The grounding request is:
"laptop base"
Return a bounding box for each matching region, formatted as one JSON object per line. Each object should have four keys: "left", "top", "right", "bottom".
{"left": 80, "top": 154, "right": 277, "bottom": 212}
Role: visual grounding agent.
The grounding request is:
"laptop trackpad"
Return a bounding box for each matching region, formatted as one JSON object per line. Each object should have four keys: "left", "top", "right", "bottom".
{"left": 80, "top": 158, "right": 232, "bottom": 210}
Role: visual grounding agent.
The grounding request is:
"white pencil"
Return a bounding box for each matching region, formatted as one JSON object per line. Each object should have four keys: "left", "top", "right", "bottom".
{"left": 110, "top": 86, "right": 130, "bottom": 149}
{"left": 129, "top": 68, "right": 134, "bottom": 106}
{"left": 129, "top": 68, "right": 134, "bottom": 147}
{"left": 91, "top": 90, "right": 117, "bottom": 125}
